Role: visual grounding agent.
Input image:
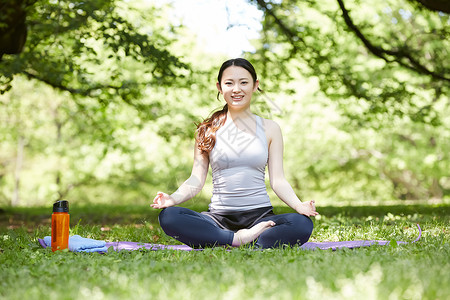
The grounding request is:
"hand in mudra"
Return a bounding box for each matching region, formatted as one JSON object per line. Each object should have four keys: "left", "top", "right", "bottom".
{"left": 297, "top": 200, "right": 319, "bottom": 217}
{"left": 151, "top": 192, "right": 176, "bottom": 209}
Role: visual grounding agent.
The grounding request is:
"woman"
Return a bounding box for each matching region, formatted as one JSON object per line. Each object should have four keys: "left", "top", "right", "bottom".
{"left": 151, "top": 58, "right": 318, "bottom": 248}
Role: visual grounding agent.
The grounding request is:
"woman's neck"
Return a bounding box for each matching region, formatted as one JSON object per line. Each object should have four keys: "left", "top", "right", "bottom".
{"left": 227, "top": 108, "right": 254, "bottom": 122}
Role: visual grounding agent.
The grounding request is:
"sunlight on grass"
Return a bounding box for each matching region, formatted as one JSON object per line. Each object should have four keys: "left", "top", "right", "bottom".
{"left": 0, "top": 203, "right": 449, "bottom": 299}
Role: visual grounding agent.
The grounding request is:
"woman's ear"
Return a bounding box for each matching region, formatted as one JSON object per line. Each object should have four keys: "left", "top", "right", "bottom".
{"left": 253, "top": 79, "right": 260, "bottom": 92}
{"left": 216, "top": 82, "right": 222, "bottom": 93}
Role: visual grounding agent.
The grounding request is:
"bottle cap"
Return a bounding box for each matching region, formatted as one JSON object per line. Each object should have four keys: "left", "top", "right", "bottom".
{"left": 53, "top": 200, "right": 69, "bottom": 212}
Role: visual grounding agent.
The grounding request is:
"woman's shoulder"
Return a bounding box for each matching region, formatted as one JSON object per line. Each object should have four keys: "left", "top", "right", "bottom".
{"left": 259, "top": 116, "right": 281, "bottom": 132}
{"left": 258, "top": 116, "right": 282, "bottom": 144}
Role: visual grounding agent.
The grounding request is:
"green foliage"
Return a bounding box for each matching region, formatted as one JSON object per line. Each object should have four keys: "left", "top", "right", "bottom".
{"left": 264, "top": 74, "right": 450, "bottom": 203}
{"left": 250, "top": 0, "right": 449, "bottom": 125}
{"left": 0, "top": 0, "right": 189, "bottom": 102}
{"left": 1, "top": 203, "right": 449, "bottom": 299}
{"left": 0, "top": 0, "right": 448, "bottom": 206}
{"left": 246, "top": 0, "right": 450, "bottom": 202}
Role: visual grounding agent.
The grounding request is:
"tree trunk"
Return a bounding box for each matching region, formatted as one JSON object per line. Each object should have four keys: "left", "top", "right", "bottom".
{"left": 12, "top": 135, "right": 25, "bottom": 206}
{"left": 429, "top": 178, "right": 443, "bottom": 199}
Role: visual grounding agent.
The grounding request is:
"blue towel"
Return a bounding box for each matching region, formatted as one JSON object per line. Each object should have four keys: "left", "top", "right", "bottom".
{"left": 43, "top": 235, "right": 108, "bottom": 253}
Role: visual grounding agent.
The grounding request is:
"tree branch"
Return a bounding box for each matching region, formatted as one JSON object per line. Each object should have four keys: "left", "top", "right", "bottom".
{"left": 22, "top": 70, "right": 119, "bottom": 96}
{"left": 337, "top": 0, "right": 450, "bottom": 83}
{"left": 253, "top": 0, "right": 449, "bottom": 83}
{"left": 414, "top": 0, "right": 450, "bottom": 13}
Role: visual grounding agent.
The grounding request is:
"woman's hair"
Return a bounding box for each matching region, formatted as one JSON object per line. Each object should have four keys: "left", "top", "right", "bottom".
{"left": 196, "top": 58, "right": 259, "bottom": 154}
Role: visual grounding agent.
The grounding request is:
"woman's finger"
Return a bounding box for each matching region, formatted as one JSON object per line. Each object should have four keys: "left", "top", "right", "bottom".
{"left": 152, "top": 193, "right": 163, "bottom": 204}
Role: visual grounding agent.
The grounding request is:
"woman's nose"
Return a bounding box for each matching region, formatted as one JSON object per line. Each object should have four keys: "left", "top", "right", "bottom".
{"left": 232, "top": 84, "right": 241, "bottom": 92}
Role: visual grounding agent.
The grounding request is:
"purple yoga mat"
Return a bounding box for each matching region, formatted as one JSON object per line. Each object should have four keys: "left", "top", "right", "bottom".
{"left": 38, "top": 224, "right": 421, "bottom": 252}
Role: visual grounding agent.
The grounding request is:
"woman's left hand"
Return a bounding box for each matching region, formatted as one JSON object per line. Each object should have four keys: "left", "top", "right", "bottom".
{"left": 296, "top": 200, "right": 319, "bottom": 217}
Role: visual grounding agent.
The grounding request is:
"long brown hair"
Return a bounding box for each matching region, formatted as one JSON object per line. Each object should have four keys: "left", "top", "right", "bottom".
{"left": 196, "top": 58, "right": 258, "bottom": 154}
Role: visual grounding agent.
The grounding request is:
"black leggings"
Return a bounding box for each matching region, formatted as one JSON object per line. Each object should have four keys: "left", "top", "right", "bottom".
{"left": 158, "top": 206, "right": 314, "bottom": 249}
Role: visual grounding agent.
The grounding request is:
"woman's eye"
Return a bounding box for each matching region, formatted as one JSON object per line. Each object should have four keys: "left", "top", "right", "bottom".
{"left": 241, "top": 81, "right": 248, "bottom": 85}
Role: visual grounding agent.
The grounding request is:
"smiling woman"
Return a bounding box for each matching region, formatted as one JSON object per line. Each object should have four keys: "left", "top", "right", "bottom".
{"left": 151, "top": 58, "right": 318, "bottom": 249}
{"left": 218, "top": 66, "right": 259, "bottom": 110}
{"left": 196, "top": 58, "right": 261, "bottom": 153}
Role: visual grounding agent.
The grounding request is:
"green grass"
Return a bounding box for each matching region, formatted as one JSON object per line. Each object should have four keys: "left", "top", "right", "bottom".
{"left": 1, "top": 203, "right": 449, "bottom": 300}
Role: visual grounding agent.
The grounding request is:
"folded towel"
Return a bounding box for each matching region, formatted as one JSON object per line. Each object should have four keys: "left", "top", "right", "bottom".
{"left": 43, "top": 235, "right": 108, "bottom": 253}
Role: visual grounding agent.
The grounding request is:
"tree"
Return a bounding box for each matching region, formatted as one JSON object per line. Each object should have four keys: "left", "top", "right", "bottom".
{"left": 410, "top": 0, "right": 450, "bottom": 13}
{"left": 0, "top": 0, "right": 196, "bottom": 206}
{"left": 249, "top": 0, "right": 449, "bottom": 124}
{"left": 247, "top": 0, "right": 449, "bottom": 201}
{"left": 0, "top": 0, "right": 189, "bottom": 106}
{"left": 0, "top": 0, "right": 31, "bottom": 59}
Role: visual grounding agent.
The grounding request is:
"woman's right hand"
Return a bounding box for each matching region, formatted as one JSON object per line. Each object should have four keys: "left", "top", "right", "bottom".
{"left": 151, "top": 192, "right": 177, "bottom": 209}
{"left": 296, "top": 200, "right": 319, "bottom": 217}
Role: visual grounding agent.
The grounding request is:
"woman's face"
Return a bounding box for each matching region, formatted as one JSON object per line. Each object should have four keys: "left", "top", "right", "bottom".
{"left": 217, "top": 66, "right": 259, "bottom": 111}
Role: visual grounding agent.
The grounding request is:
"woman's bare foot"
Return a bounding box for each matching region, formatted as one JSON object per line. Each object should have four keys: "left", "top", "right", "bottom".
{"left": 232, "top": 221, "right": 276, "bottom": 247}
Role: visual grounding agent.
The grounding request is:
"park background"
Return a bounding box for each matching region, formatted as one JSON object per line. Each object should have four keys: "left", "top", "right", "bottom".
{"left": 1, "top": 0, "right": 448, "bottom": 208}
{"left": 0, "top": 1, "right": 449, "bottom": 299}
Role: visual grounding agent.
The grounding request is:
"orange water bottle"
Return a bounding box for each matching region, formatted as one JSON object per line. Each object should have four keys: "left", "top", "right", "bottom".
{"left": 51, "top": 200, "right": 70, "bottom": 252}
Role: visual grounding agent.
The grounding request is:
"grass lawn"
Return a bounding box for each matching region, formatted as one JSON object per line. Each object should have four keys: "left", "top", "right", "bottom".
{"left": 1, "top": 202, "right": 449, "bottom": 300}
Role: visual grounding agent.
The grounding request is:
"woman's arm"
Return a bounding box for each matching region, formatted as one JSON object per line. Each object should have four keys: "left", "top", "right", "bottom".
{"left": 151, "top": 141, "right": 209, "bottom": 209}
{"left": 265, "top": 119, "right": 318, "bottom": 216}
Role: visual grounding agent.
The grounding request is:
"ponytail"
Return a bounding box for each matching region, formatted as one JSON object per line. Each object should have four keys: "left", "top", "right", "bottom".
{"left": 196, "top": 104, "right": 228, "bottom": 154}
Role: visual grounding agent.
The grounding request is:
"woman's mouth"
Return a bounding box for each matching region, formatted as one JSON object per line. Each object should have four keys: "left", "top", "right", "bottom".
{"left": 232, "top": 95, "right": 243, "bottom": 101}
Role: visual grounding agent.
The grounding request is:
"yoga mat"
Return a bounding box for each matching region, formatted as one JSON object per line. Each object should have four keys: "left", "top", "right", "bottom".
{"left": 38, "top": 224, "right": 421, "bottom": 252}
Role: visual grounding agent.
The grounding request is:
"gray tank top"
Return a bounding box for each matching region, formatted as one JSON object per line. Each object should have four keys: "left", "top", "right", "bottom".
{"left": 208, "top": 115, "right": 272, "bottom": 211}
